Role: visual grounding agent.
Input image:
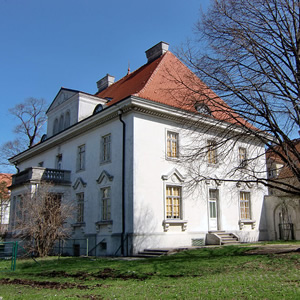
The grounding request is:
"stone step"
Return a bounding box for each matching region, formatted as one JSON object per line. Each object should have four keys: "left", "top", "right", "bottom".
{"left": 206, "top": 231, "right": 240, "bottom": 245}
{"left": 144, "top": 249, "right": 169, "bottom": 253}
{"left": 221, "top": 241, "right": 240, "bottom": 245}
{"left": 137, "top": 248, "right": 170, "bottom": 258}
{"left": 221, "top": 237, "right": 238, "bottom": 241}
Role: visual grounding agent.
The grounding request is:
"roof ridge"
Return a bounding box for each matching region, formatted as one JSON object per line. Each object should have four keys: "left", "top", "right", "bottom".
{"left": 134, "top": 52, "right": 169, "bottom": 97}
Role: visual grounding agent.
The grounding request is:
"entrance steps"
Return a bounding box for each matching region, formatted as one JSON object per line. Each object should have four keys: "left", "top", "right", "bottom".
{"left": 206, "top": 231, "right": 239, "bottom": 245}
{"left": 137, "top": 248, "right": 170, "bottom": 258}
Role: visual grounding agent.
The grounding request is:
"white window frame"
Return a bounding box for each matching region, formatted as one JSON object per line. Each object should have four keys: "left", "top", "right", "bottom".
{"left": 162, "top": 168, "right": 187, "bottom": 231}
{"left": 76, "top": 192, "right": 84, "bottom": 223}
{"left": 239, "top": 191, "right": 251, "bottom": 220}
{"left": 166, "top": 130, "right": 179, "bottom": 159}
{"left": 238, "top": 147, "right": 247, "bottom": 168}
{"left": 101, "top": 134, "right": 111, "bottom": 163}
{"left": 101, "top": 187, "right": 111, "bottom": 221}
{"left": 209, "top": 189, "right": 218, "bottom": 219}
{"left": 56, "top": 154, "right": 62, "bottom": 170}
{"left": 165, "top": 185, "right": 182, "bottom": 219}
{"left": 207, "top": 140, "right": 218, "bottom": 165}
{"left": 76, "top": 144, "right": 86, "bottom": 171}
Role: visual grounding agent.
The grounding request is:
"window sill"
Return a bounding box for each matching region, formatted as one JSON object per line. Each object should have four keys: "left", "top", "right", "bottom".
{"left": 163, "top": 219, "right": 187, "bottom": 232}
{"left": 96, "top": 220, "right": 113, "bottom": 226}
{"left": 239, "top": 219, "right": 256, "bottom": 230}
{"left": 165, "top": 156, "right": 180, "bottom": 161}
{"left": 207, "top": 163, "right": 219, "bottom": 168}
{"left": 100, "top": 160, "right": 111, "bottom": 165}
{"left": 71, "top": 222, "right": 85, "bottom": 228}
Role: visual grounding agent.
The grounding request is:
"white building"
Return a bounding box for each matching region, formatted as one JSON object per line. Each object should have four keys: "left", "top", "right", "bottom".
{"left": 8, "top": 42, "right": 268, "bottom": 256}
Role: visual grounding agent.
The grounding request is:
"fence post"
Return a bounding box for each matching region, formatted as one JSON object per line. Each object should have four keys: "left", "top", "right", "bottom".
{"left": 11, "top": 241, "right": 18, "bottom": 271}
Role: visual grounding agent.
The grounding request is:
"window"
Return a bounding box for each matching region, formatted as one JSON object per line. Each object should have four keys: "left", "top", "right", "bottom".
{"left": 209, "top": 189, "right": 218, "bottom": 218}
{"left": 64, "top": 111, "right": 70, "bottom": 128}
{"left": 11, "top": 196, "right": 17, "bottom": 228}
{"left": 166, "top": 186, "right": 181, "bottom": 219}
{"left": 240, "top": 191, "right": 251, "bottom": 220}
{"left": 56, "top": 154, "right": 62, "bottom": 170}
{"left": 195, "top": 103, "right": 211, "bottom": 115}
{"left": 76, "top": 193, "right": 84, "bottom": 223}
{"left": 101, "top": 187, "right": 111, "bottom": 221}
{"left": 53, "top": 118, "right": 59, "bottom": 135}
{"left": 101, "top": 134, "right": 111, "bottom": 163}
{"left": 77, "top": 144, "right": 86, "bottom": 171}
{"left": 16, "top": 195, "right": 23, "bottom": 223}
{"left": 166, "top": 131, "right": 179, "bottom": 158}
{"left": 59, "top": 115, "right": 64, "bottom": 132}
{"left": 207, "top": 140, "right": 218, "bottom": 164}
{"left": 239, "top": 147, "right": 247, "bottom": 167}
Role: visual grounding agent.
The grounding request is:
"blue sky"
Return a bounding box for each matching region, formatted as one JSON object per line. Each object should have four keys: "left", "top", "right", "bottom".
{"left": 0, "top": 0, "right": 209, "bottom": 172}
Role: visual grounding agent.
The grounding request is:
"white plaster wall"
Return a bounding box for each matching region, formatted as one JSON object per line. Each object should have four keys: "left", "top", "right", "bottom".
{"left": 131, "top": 112, "right": 268, "bottom": 252}
{"left": 13, "top": 113, "right": 132, "bottom": 255}
{"left": 47, "top": 93, "right": 79, "bottom": 137}
{"left": 10, "top": 105, "right": 268, "bottom": 255}
{"left": 47, "top": 93, "right": 106, "bottom": 138}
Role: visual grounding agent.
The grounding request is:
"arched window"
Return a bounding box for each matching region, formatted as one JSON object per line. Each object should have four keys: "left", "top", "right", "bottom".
{"left": 64, "top": 111, "right": 70, "bottom": 129}
{"left": 59, "top": 114, "right": 64, "bottom": 132}
{"left": 53, "top": 118, "right": 59, "bottom": 135}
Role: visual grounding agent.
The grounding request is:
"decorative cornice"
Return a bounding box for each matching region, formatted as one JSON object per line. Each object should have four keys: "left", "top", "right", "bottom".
{"left": 162, "top": 168, "right": 185, "bottom": 182}
{"left": 97, "top": 170, "right": 114, "bottom": 184}
{"left": 72, "top": 177, "right": 87, "bottom": 190}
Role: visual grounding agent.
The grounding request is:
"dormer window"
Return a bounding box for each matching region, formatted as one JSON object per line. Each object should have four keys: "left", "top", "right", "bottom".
{"left": 195, "top": 103, "right": 211, "bottom": 115}
{"left": 93, "top": 104, "right": 104, "bottom": 115}
{"left": 59, "top": 115, "right": 64, "bottom": 132}
{"left": 64, "top": 111, "right": 70, "bottom": 128}
{"left": 53, "top": 118, "right": 59, "bottom": 135}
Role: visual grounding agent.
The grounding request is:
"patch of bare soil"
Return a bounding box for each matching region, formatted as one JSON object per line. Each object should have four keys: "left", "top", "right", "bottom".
{"left": 0, "top": 278, "right": 94, "bottom": 290}
{"left": 42, "top": 268, "right": 148, "bottom": 281}
{"left": 245, "top": 244, "right": 300, "bottom": 255}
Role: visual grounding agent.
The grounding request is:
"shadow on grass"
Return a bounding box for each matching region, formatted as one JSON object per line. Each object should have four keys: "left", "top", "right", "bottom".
{"left": 10, "top": 246, "right": 260, "bottom": 280}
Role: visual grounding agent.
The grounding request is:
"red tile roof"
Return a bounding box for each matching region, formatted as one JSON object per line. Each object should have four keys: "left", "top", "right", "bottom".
{"left": 0, "top": 173, "right": 12, "bottom": 185}
{"left": 266, "top": 140, "right": 300, "bottom": 179}
{"left": 0, "top": 173, "right": 12, "bottom": 197}
{"left": 96, "top": 51, "right": 255, "bottom": 129}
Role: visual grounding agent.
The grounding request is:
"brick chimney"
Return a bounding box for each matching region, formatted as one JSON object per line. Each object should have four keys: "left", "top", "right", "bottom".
{"left": 145, "top": 41, "right": 169, "bottom": 63}
{"left": 97, "top": 74, "right": 115, "bottom": 92}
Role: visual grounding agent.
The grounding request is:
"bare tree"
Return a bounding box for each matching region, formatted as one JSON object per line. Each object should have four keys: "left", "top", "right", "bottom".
{"left": 13, "top": 183, "right": 74, "bottom": 257}
{"left": 0, "top": 97, "right": 47, "bottom": 171}
{"left": 176, "top": 0, "right": 300, "bottom": 195}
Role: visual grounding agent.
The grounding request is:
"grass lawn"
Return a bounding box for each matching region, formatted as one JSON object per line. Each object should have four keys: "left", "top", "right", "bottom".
{"left": 0, "top": 244, "right": 299, "bottom": 299}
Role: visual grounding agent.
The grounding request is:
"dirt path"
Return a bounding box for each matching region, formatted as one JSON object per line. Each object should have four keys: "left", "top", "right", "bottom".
{"left": 244, "top": 243, "right": 300, "bottom": 255}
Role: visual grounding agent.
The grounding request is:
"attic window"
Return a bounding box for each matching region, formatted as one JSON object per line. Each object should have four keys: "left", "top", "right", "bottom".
{"left": 195, "top": 103, "right": 211, "bottom": 115}
{"left": 93, "top": 104, "right": 103, "bottom": 115}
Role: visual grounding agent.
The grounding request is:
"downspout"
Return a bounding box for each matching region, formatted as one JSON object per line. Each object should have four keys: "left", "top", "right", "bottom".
{"left": 118, "top": 110, "right": 126, "bottom": 256}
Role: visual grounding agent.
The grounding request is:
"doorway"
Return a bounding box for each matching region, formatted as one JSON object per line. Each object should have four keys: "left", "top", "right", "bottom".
{"left": 208, "top": 189, "right": 219, "bottom": 231}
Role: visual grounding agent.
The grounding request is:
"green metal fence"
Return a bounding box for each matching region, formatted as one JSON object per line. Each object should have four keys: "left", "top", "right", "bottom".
{"left": 0, "top": 241, "right": 18, "bottom": 271}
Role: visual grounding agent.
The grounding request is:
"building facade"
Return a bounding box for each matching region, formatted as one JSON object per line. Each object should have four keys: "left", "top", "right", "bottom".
{"left": 8, "top": 42, "right": 268, "bottom": 256}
